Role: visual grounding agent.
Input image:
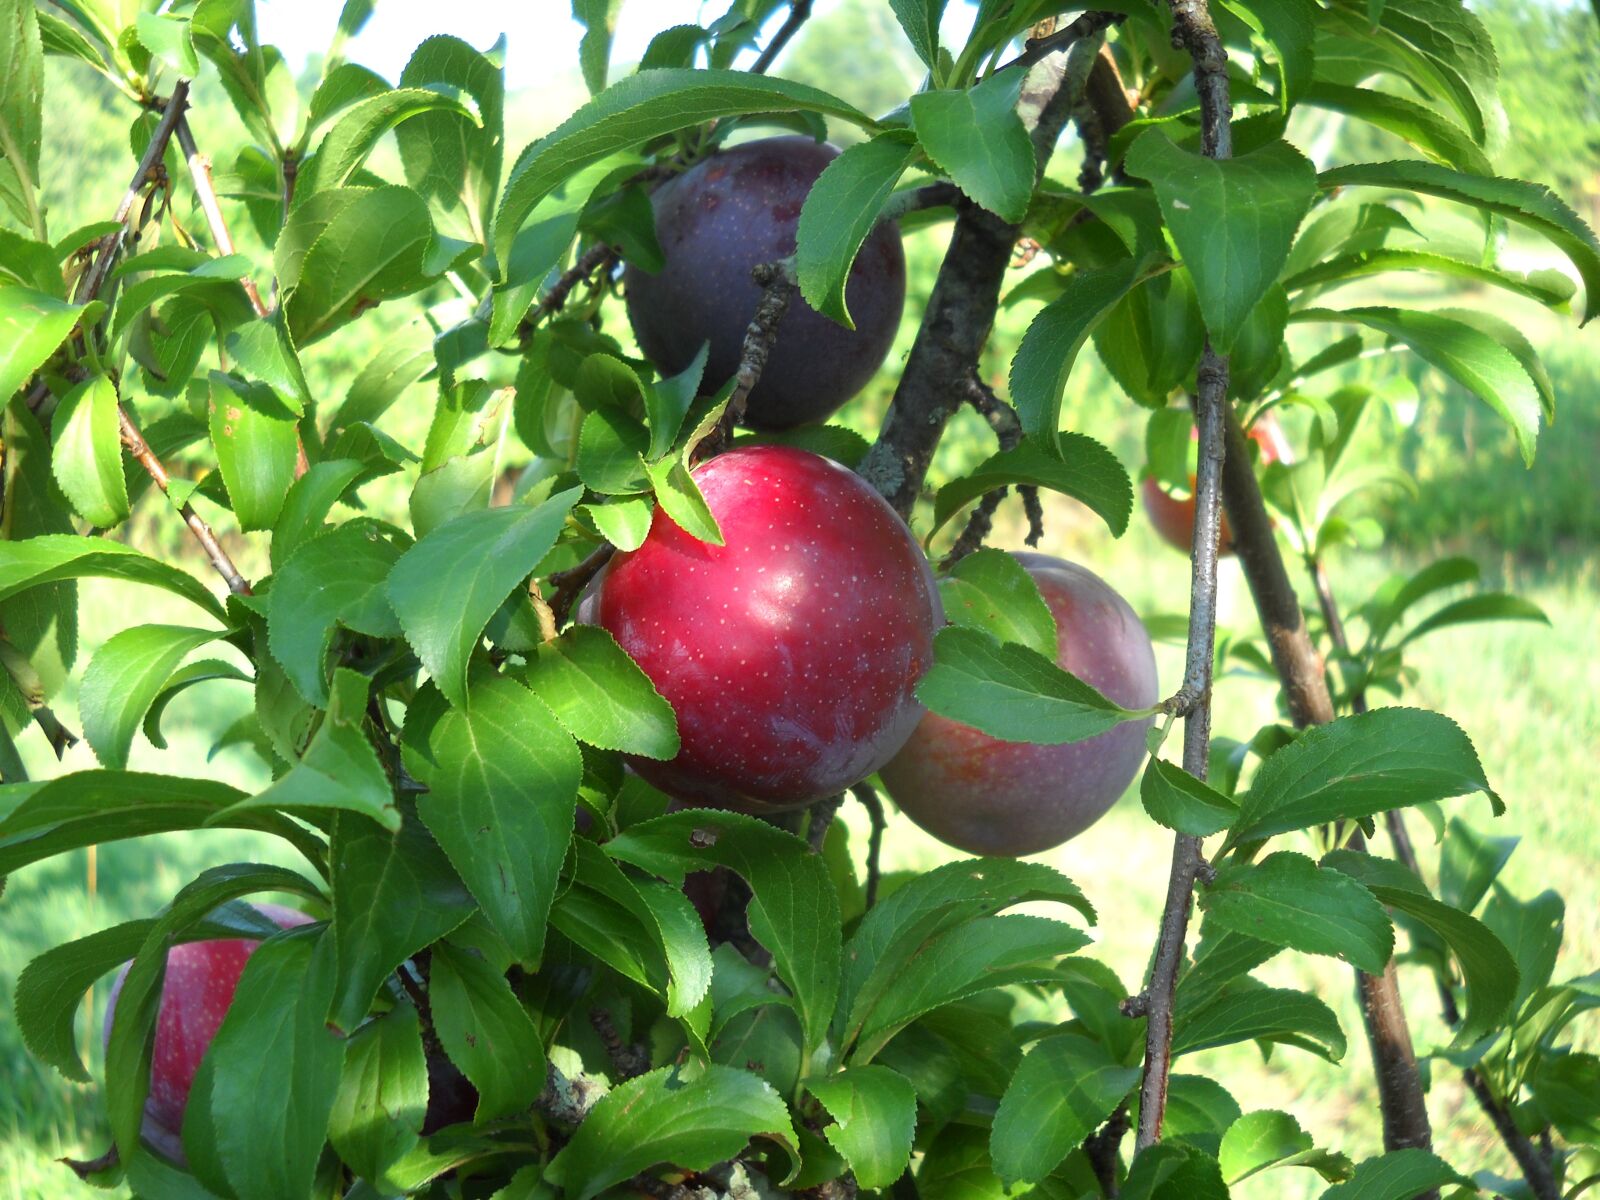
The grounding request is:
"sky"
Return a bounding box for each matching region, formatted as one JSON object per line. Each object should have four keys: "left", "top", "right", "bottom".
{"left": 255, "top": 0, "right": 825, "bottom": 91}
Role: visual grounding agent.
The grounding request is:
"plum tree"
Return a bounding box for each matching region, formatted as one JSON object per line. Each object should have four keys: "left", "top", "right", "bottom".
{"left": 103, "top": 904, "right": 310, "bottom": 1160}
{"left": 1143, "top": 414, "right": 1293, "bottom": 553}
{"left": 624, "top": 136, "right": 907, "bottom": 429}
{"left": 880, "top": 554, "right": 1159, "bottom": 856}
{"left": 590, "top": 444, "right": 940, "bottom": 810}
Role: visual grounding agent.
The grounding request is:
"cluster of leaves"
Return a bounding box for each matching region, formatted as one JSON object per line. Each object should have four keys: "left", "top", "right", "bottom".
{"left": 0, "top": 0, "right": 1597, "bottom": 1198}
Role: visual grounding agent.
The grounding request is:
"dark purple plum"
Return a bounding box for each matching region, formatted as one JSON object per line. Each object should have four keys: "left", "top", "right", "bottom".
{"left": 624, "top": 136, "right": 907, "bottom": 430}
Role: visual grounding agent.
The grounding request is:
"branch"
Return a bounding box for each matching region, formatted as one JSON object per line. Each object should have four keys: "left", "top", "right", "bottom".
{"left": 699, "top": 259, "right": 797, "bottom": 456}
{"left": 853, "top": 782, "right": 886, "bottom": 909}
{"left": 548, "top": 544, "right": 616, "bottom": 626}
{"left": 173, "top": 114, "right": 267, "bottom": 317}
{"left": 857, "top": 27, "right": 1111, "bottom": 515}
{"left": 76, "top": 80, "right": 191, "bottom": 307}
{"left": 1218, "top": 413, "right": 1436, "bottom": 1171}
{"left": 750, "top": 0, "right": 813, "bottom": 74}
{"left": 877, "top": 182, "right": 960, "bottom": 225}
{"left": 1084, "top": 1103, "right": 1130, "bottom": 1197}
{"left": 589, "top": 1007, "right": 648, "bottom": 1081}
{"left": 992, "top": 10, "right": 1126, "bottom": 77}
{"left": 1311, "top": 559, "right": 1559, "bottom": 1200}
{"left": 518, "top": 243, "right": 620, "bottom": 342}
{"left": 943, "top": 377, "right": 1023, "bottom": 568}
{"left": 806, "top": 793, "right": 843, "bottom": 852}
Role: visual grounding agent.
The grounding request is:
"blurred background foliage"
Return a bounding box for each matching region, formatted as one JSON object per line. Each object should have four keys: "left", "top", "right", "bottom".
{"left": 3, "top": 0, "right": 1596, "bottom": 1196}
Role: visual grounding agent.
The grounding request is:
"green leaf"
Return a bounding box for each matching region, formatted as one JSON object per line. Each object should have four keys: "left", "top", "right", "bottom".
{"left": 1011, "top": 259, "right": 1148, "bottom": 438}
{"left": 326, "top": 809, "right": 476, "bottom": 1034}
{"left": 386, "top": 488, "right": 581, "bottom": 708}
{"left": 267, "top": 518, "right": 406, "bottom": 705}
{"left": 1290, "top": 306, "right": 1543, "bottom": 463}
{"left": 545, "top": 1064, "right": 798, "bottom": 1200}
{"left": 889, "top": 0, "right": 945, "bottom": 67}
{"left": 1125, "top": 133, "right": 1316, "bottom": 351}
{"left": 1173, "top": 983, "right": 1347, "bottom": 1061}
{"left": 991, "top": 1034, "right": 1139, "bottom": 1185}
{"left": 796, "top": 132, "right": 920, "bottom": 327}
{"left": 208, "top": 930, "right": 345, "bottom": 1200}
{"left": 0, "top": 771, "right": 320, "bottom": 877}
{"left": 519, "top": 625, "right": 679, "bottom": 759}
{"left": 840, "top": 859, "right": 1094, "bottom": 1061}
{"left": 495, "top": 69, "right": 871, "bottom": 267}
{"left": 644, "top": 343, "right": 708, "bottom": 460}
{"left": 1093, "top": 269, "right": 1206, "bottom": 409}
{"left": 1323, "top": 850, "right": 1517, "bottom": 1043}
{"left": 213, "top": 667, "right": 398, "bottom": 831}
{"left": 134, "top": 12, "right": 199, "bottom": 75}
{"left": 1218, "top": 1109, "right": 1352, "bottom": 1184}
{"left": 280, "top": 186, "right": 437, "bottom": 344}
{"left": 429, "top": 939, "right": 547, "bottom": 1121}
{"left": 606, "top": 809, "right": 841, "bottom": 1054}
{"left": 226, "top": 314, "right": 310, "bottom": 416}
{"left": 1399, "top": 593, "right": 1550, "bottom": 646}
{"left": 143, "top": 658, "right": 251, "bottom": 750}
{"left": 911, "top": 69, "right": 1033, "bottom": 222}
{"left": 917, "top": 626, "right": 1149, "bottom": 746}
{"left": 807, "top": 1066, "right": 918, "bottom": 1190}
{"left": 300, "top": 87, "right": 474, "bottom": 195}
{"left": 1530, "top": 1053, "right": 1600, "bottom": 1142}
{"left": 1302, "top": 81, "right": 1490, "bottom": 174}
{"left": 1318, "top": 1149, "right": 1469, "bottom": 1200}
{"left": 411, "top": 674, "right": 581, "bottom": 967}
{"left": 1121, "top": 1142, "right": 1229, "bottom": 1200}
{"left": 646, "top": 455, "right": 723, "bottom": 545}
{"left": 36, "top": 10, "right": 106, "bottom": 72}
{"left": 934, "top": 432, "right": 1132, "bottom": 538}
{"left": 329, "top": 1000, "right": 427, "bottom": 1185}
{"left": 573, "top": 0, "right": 622, "bottom": 94}
{"left": 1221, "top": 0, "right": 1313, "bottom": 108}
{"left": 1285, "top": 248, "right": 1573, "bottom": 309}
{"left": 209, "top": 373, "right": 301, "bottom": 531}
{"left": 1438, "top": 816, "right": 1516, "bottom": 914}
{"left": 80, "top": 625, "right": 220, "bottom": 769}
{"left": 938, "top": 548, "right": 1057, "bottom": 658}
{"left": 0, "top": 0, "right": 44, "bottom": 235}
{"left": 1436, "top": 305, "right": 1558, "bottom": 422}
{"left": 49, "top": 373, "right": 128, "bottom": 528}
{"left": 1368, "top": 555, "right": 1479, "bottom": 643}
{"left": 397, "top": 34, "right": 506, "bottom": 240}
{"left": 1141, "top": 757, "right": 1238, "bottom": 836}
{"left": 1318, "top": 160, "right": 1600, "bottom": 324}
{"left": 585, "top": 494, "right": 653, "bottom": 551}
{"left": 1482, "top": 887, "right": 1564, "bottom": 1012}
{"left": 1230, "top": 708, "right": 1497, "bottom": 845}
{"left": 1201, "top": 851, "right": 1394, "bottom": 974}
{"left": 0, "top": 286, "right": 81, "bottom": 399}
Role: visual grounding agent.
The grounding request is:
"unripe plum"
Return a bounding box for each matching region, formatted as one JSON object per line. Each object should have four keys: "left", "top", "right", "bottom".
{"left": 104, "top": 903, "right": 311, "bottom": 1159}
{"left": 1143, "top": 414, "right": 1292, "bottom": 554}
{"left": 624, "top": 136, "right": 907, "bottom": 430}
{"left": 591, "top": 445, "right": 941, "bottom": 811}
{"left": 880, "top": 553, "right": 1159, "bottom": 857}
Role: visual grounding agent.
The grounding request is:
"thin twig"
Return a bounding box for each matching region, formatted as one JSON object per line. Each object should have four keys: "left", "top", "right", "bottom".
{"left": 589, "top": 1007, "right": 648, "bottom": 1080}
{"left": 944, "top": 378, "right": 1024, "bottom": 569}
{"left": 992, "top": 10, "right": 1126, "bottom": 77}
{"left": 119, "top": 406, "right": 251, "bottom": 595}
{"left": 699, "top": 260, "right": 796, "bottom": 456}
{"left": 549, "top": 544, "right": 616, "bottom": 626}
{"left": 806, "top": 794, "right": 843, "bottom": 852}
{"left": 854, "top": 783, "right": 886, "bottom": 910}
{"left": 1084, "top": 1103, "right": 1130, "bottom": 1197}
{"left": 76, "top": 81, "right": 191, "bottom": 306}
{"left": 750, "top": 0, "right": 813, "bottom": 74}
{"left": 518, "top": 243, "right": 619, "bottom": 342}
{"left": 1020, "top": 485, "right": 1045, "bottom": 545}
{"left": 173, "top": 114, "right": 268, "bottom": 317}
{"left": 877, "top": 182, "right": 961, "bottom": 226}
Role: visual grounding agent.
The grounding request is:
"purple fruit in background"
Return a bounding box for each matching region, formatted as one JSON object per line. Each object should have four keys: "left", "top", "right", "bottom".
{"left": 624, "top": 136, "right": 907, "bottom": 430}
{"left": 881, "top": 553, "right": 1159, "bottom": 856}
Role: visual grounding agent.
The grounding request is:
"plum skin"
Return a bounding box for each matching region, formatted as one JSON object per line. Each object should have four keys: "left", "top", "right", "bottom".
{"left": 591, "top": 444, "right": 942, "bottom": 812}
{"left": 880, "top": 553, "right": 1159, "bottom": 857}
{"left": 624, "top": 136, "right": 907, "bottom": 430}
{"left": 1143, "top": 415, "right": 1292, "bottom": 554}
{"left": 104, "top": 903, "right": 311, "bottom": 1160}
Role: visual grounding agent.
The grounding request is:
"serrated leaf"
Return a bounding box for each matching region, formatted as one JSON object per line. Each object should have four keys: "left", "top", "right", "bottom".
{"left": 1218, "top": 1109, "right": 1352, "bottom": 1184}
{"left": 938, "top": 548, "right": 1056, "bottom": 658}
{"left": 429, "top": 939, "right": 546, "bottom": 1121}
{"left": 209, "top": 372, "right": 300, "bottom": 531}
{"left": 1122, "top": 1142, "right": 1229, "bottom": 1200}
{"left": 142, "top": 658, "right": 252, "bottom": 751}
{"left": 397, "top": 34, "right": 506, "bottom": 240}
{"left": 1318, "top": 160, "right": 1600, "bottom": 324}
{"left": 0, "top": 0, "right": 44, "bottom": 234}
{"left": 226, "top": 315, "right": 309, "bottom": 416}
{"left": 1285, "top": 248, "right": 1574, "bottom": 309}
{"left": 585, "top": 494, "right": 653, "bottom": 551}
{"left": 606, "top": 809, "right": 840, "bottom": 1054}
{"left": 0, "top": 286, "right": 81, "bottom": 399}
{"left": 329, "top": 1000, "right": 428, "bottom": 1185}
{"left": 1173, "top": 983, "right": 1346, "bottom": 1061}
{"left": 270, "top": 458, "right": 369, "bottom": 569}
{"left": 911, "top": 69, "right": 1033, "bottom": 222}
{"left": 545, "top": 1064, "right": 798, "bottom": 1200}
{"left": 807, "top": 1066, "right": 918, "bottom": 1189}
{"left": 80, "top": 625, "right": 221, "bottom": 769}
{"left": 646, "top": 455, "right": 723, "bottom": 545}
{"left": 889, "top": 0, "right": 945, "bottom": 66}
{"left": 1011, "top": 258, "right": 1148, "bottom": 438}
{"left": 992, "top": 1034, "right": 1139, "bottom": 1185}
{"left": 917, "top": 626, "right": 1149, "bottom": 746}
{"left": 796, "top": 132, "right": 920, "bottom": 327}
{"left": 208, "top": 930, "right": 344, "bottom": 1200}
{"left": 1230, "top": 707, "right": 1498, "bottom": 844}
{"left": 1141, "top": 756, "right": 1238, "bottom": 836}
{"left": 267, "top": 519, "right": 406, "bottom": 705}
{"left": 1291, "top": 306, "right": 1543, "bottom": 463}
{"left": 1319, "top": 1149, "right": 1469, "bottom": 1200}
{"left": 1303, "top": 82, "right": 1490, "bottom": 174}
{"left": 1125, "top": 133, "right": 1316, "bottom": 350}
{"left": 644, "top": 342, "right": 708, "bottom": 460}
{"left": 387, "top": 488, "right": 581, "bottom": 708}
{"left": 50, "top": 373, "right": 129, "bottom": 528}
{"left": 1221, "top": 0, "right": 1313, "bottom": 108}
{"left": 411, "top": 674, "right": 581, "bottom": 967}
{"left": 934, "top": 432, "right": 1132, "bottom": 537}
{"left": 1439, "top": 816, "right": 1516, "bottom": 914}
{"left": 520, "top": 625, "right": 679, "bottom": 759}
{"left": 578, "top": 406, "right": 650, "bottom": 494}
{"left": 1201, "top": 851, "right": 1395, "bottom": 974}
{"left": 495, "top": 69, "right": 871, "bottom": 266}
{"left": 1399, "top": 593, "right": 1550, "bottom": 646}
{"left": 298, "top": 87, "right": 474, "bottom": 195}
